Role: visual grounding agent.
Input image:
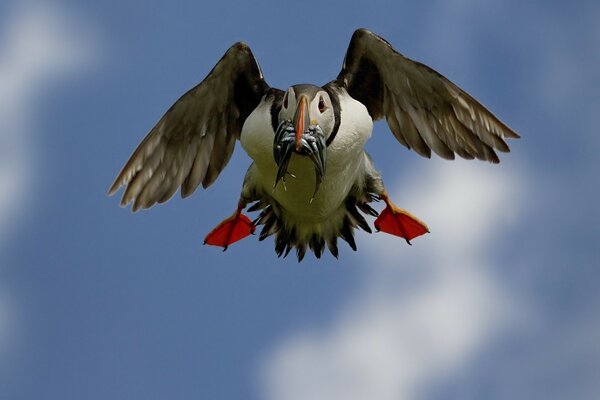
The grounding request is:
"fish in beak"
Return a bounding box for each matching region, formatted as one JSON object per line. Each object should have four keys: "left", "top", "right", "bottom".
{"left": 273, "top": 96, "right": 327, "bottom": 197}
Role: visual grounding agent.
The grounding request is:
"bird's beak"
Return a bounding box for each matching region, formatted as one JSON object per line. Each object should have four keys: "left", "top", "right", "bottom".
{"left": 293, "top": 96, "right": 310, "bottom": 152}
{"left": 273, "top": 94, "right": 326, "bottom": 196}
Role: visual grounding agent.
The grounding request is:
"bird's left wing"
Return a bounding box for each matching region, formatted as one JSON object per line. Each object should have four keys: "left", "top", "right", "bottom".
{"left": 109, "top": 43, "right": 269, "bottom": 211}
{"left": 333, "top": 29, "right": 519, "bottom": 162}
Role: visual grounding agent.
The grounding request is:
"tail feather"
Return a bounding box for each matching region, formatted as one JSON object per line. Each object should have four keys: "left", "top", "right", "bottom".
{"left": 250, "top": 192, "right": 378, "bottom": 261}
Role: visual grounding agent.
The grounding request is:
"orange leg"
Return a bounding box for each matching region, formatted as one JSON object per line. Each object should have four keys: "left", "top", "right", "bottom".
{"left": 204, "top": 202, "right": 255, "bottom": 251}
{"left": 374, "top": 193, "right": 429, "bottom": 245}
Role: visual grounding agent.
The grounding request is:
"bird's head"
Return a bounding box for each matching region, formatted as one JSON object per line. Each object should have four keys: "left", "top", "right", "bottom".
{"left": 273, "top": 84, "right": 334, "bottom": 194}
{"left": 278, "top": 84, "right": 335, "bottom": 146}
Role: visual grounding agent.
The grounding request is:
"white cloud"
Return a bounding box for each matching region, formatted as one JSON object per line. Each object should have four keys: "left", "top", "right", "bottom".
{"left": 0, "top": 2, "right": 98, "bottom": 245}
{"left": 0, "top": 0, "right": 99, "bottom": 356}
{"left": 261, "top": 160, "right": 525, "bottom": 400}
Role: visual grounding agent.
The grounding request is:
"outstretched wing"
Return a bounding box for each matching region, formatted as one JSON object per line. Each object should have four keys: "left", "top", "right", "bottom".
{"left": 108, "top": 43, "right": 269, "bottom": 211}
{"left": 334, "top": 29, "right": 519, "bottom": 162}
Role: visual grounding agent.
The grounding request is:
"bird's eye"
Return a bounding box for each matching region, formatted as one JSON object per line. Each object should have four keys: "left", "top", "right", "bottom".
{"left": 283, "top": 92, "right": 288, "bottom": 109}
{"left": 318, "top": 97, "right": 327, "bottom": 113}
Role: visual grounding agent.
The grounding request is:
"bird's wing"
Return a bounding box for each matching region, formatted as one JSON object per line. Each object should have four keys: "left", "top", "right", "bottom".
{"left": 108, "top": 43, "right": 269, "bottom": 211}
{"left": 334, "top": 29, "right": 519, "bottom": 162}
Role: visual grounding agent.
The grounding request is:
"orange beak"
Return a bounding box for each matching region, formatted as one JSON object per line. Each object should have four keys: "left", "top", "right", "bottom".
{"left": 293, "top": 96, "right": 310, "bottom": 151}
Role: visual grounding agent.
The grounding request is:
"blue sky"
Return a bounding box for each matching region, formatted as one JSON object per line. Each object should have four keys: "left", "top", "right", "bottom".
{"left": 1, "top": 1, "right": 599, "bottom": 399}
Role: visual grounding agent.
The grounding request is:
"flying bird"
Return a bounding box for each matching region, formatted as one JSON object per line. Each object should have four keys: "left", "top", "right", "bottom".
{"left": 108, "top": 29, "right": 519, "bottom": 261}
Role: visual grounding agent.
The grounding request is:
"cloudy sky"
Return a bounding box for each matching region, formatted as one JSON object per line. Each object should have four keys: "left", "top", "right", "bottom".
{"left": 1, "top": 1, "right": 598, "bottom": 399}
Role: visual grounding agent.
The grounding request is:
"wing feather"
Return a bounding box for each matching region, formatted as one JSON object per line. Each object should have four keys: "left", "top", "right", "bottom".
{"left": 384, "top": 86, "right": 431, "bottom": 157}
{"left": 335, "top": 29, "right": 519, "bottom": 162}
{"left": 405, "top": 104, "right": 455, "bottom": 160}
{"left": 203, "top": 111, "right": 235, "bottom": 188}
{"left": 182, "top": 133, "right": 214, "bottom": 198}
{"left": 109, "top": 42, "right": 269, "bottom": 210}
{"left": 384, "top": 103, "right": 409, "bottom": 149}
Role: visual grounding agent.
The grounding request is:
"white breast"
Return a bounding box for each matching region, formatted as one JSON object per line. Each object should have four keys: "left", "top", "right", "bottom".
{"left": 240, "top": 92, "right": 373, "bottom": 228}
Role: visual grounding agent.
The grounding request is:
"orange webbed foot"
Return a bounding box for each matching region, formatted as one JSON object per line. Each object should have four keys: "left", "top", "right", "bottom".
{"left": 374, "top": 193, "right": 429, "bottom": 245}
{"left": 204, "top": 205, "right": 255, "bottom": 251}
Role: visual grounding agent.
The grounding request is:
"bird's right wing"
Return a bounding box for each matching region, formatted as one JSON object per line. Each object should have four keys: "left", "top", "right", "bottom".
{"left": 108, "top": 43, "right": 269, "bottom": 211}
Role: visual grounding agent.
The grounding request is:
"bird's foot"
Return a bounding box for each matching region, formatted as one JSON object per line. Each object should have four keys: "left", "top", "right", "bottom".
{"left": 204, "top": 204, "right": 255, "bottom": 251}
{"left": 374, "top": 193, "right": 429, "bottom": 245}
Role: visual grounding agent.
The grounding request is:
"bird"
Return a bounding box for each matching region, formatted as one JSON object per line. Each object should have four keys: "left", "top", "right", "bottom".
{"left": 108, "top": 29, "right": 519, "bottom": 261}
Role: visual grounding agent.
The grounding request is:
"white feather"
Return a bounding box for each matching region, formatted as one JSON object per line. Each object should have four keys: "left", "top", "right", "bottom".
{"left": 240, "top": 92, "right": 373, "bottom": 241}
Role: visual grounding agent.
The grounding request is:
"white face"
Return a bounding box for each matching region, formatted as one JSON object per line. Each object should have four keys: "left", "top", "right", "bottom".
{"left": 279, "top": 87, "right": 335, "bottom": 139}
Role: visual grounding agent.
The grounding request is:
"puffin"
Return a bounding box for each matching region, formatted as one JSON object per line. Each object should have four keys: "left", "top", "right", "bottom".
{"left": 108, "top": 29, "right": 519, "bottom": 261}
